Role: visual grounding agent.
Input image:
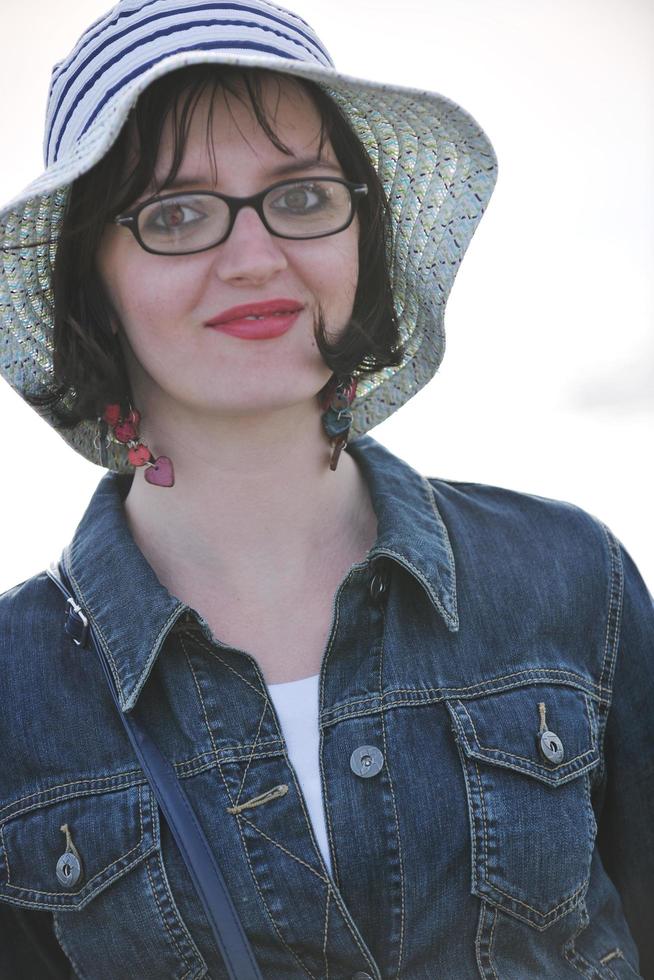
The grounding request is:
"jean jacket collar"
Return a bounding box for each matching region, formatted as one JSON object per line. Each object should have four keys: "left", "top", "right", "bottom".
{"left": 60, "top": 434, "right": 458, "bottom": 711}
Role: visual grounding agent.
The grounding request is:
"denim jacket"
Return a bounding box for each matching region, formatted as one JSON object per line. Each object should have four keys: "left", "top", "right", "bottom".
{"left": 1, "top": 434, "right": 652, "bottom": 979}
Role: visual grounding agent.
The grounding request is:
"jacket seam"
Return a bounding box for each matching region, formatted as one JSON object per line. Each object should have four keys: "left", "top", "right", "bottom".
{"left": 595, "top": 520, "right": 625, "bottom": 787}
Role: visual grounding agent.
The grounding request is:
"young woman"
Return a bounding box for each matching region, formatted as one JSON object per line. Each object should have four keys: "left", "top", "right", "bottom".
{"left": 0, "top": 1, "right": 652, "bottom": 978}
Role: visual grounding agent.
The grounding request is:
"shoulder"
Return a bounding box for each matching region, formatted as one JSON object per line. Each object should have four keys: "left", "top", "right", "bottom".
{"left": 425, "top": 475, "right": 624, "bottom": 641}
{"left": 0, "top": 570, "right": 72, "bottom": 752}
{"left": 0, "top": 569, "right": 65, "bottom": 642}
{"left": 427, "top": 474, "right": 615, "bottom": 568}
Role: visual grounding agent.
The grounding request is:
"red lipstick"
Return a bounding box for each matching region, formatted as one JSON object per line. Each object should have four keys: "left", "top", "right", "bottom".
{"left": 204, "top": 298, "right": 304, "bottom": 340}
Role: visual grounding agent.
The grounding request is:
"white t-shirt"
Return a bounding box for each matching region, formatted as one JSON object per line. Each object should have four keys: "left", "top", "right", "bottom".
{"left": 267, "top": 673, "right": 332, "bottom": 875}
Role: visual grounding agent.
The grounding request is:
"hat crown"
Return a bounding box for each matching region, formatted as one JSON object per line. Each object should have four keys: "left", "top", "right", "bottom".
{"left": 44, "top": 0, "right": 334, "bottom": 168}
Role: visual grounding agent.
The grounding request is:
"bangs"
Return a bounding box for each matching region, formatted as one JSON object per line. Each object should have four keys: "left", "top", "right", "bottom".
{"left": 94, "top": 67, "right": 333, "bottom": 226}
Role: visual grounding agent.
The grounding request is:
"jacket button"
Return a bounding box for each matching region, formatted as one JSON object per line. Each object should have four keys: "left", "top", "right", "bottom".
{"left": 56, "top": 851, "right": 82, "bottom": 888}
{"left": 350, "top": 745, "right": 384, "bottom": 778}
{"left": 539, "top": 730, "right": 565, "bottom": 764}
{"left": 369, "top": 567, "right": 390, "bottom": 602}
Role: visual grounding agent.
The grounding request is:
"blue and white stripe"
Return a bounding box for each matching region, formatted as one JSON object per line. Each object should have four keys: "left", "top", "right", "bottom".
{"left": 44, "top": 0, "right": 334, "bottom": 167}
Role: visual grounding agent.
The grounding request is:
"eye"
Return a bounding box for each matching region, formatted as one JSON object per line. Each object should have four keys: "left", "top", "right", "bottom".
{"left": 143, "top": 196, "right": 208, "bottom": 233}
{"left": 269, "top": 182, "right": 331, "bottom": 215}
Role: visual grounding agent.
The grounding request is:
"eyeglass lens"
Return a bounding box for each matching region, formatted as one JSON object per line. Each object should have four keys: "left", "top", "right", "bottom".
{"left": 137, "top": 179, "right": 354, "bottom": 253}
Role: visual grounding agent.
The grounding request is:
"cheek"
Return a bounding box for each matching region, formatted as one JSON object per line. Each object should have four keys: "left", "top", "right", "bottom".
{"left": 97, "top": 240, "right": 193, "bottom": 341}
{"left": 299, "top": 229, "right": 359, "bottom": 312}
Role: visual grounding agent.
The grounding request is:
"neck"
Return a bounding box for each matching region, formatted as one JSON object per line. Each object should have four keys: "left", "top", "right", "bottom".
{"left": 122, "top": 397, "right": 377, "bottom": 609}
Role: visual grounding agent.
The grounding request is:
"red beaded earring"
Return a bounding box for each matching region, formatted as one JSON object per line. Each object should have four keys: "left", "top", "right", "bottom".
{"left": 99, "top": 403, "right": 175, "bottom": 487}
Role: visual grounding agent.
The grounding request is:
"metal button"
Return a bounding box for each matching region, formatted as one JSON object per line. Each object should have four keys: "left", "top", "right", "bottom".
{"left": 350, "top": 745, "right": 384, "bottom": 778}
{"left": 538, "top": 729, "right": 564, "bottom": 764}
{"left": 56, "top": 851, "right": 82, "bottom": 888}
{"left": 369, "top": 567, "right": 390, "bottom": 602}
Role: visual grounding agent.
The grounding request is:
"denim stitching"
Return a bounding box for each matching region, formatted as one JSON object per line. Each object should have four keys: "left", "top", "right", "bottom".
{"left": 423, "top": 478, "right": 459, "bottom": 624}
{"left": 53, "top": 912, "right": 86, "bottom": 978}
{"left": 583, "top": 694, "right": 598, "bottom": 751}
{"left": 474, "top": 902, "right": 500, "bottom": 980}
{"left": 212, "top": 755, "right": 320, "bottom": 979}
{"left": 237, "top": 812, "right": 376, "bottom": 974}
{"left": 64, "top": 550, "right": 124, "bottom": 698}
{"left": 65, "top": 546, "right": 185, "bottom": 710}
{"left": 424, "top": 477, "right": 457, "bottom": 589}
{"left": 458, "top": 719, "right": 591, "bottom": 925}
{"left": 316, "top": 560, "right": 351, "bottom": 893}
{"left": 185, "top": 633, "right": 268, "bottom": 699}
{"left": 461, "top": 748, "right": 597, "bottom": 782}
{"left": 582, "top": 771, "right": 597, "bottom": 850}
{"left": 182, "top": 637, "right": 329, "bottom": 869}
{"left": 322, "top": 885, "right": 331, "bottom": 980}
{"left": 181, "top": 636, "right": 224, "bottom": 754}
{"left": 460, "top": 756, "right": 480, "bottom": 896}
{"left": 562, "top": 899, "right": 598, "bottom": 976}
{"left": 472, "top": 760, "right": 489, "bottom": 891}
{"left": 596, "top": 521, "right": 624, "bottom": 787}
{"left": 0, "top": 825, "right": 7, "bottom": 882}
{"left": 145, "top": 854, "right": 195, "bottom": 979}
{"left": 599, "top": 948, "right": 641, "bottom": 978}
{"left": 474, "top": 902, "right": 492, "bottom": 979}
{"left": 3, "top": 783, "right": 146, "bottom": 897}
{"left": 484, "top": 876, "right": 587, "bottom": 923}
{"left": 487, "top": 904, "right": 499, "bottom": 979}
{"left": 236, "top": 812, "right": 330, "bottom": 882}
{"left": 377, "top": 599, "right": 406, "bottom": 980}
{"left": 151, "top": 845, "right": 207, "bottom": 978}
{"left": 449, "top": 709, "right": 479, "bottom": 892}
{"left": 175, "top": 741, "right": 279, "bottom": 766}
{"left": 183, "top": 635, "right": 288, "bottom": 808}
{"left": 456, "top": 697, "right": 596, "bottom": 775}
{"left": 0, "top": 771, "right": 144, "bottom": 821}
{"left": 318, "top": 670, "right": 606, "bottom": 724}
{"left": 473, "top": 902, "right": 485, "bottom": 978}
{"left": 177, "top": 750, "right": 283, "bottom": 781}
{"left": 373, "top": 546, "right": 456, "bottom": 629}
{"left": 183, "top": 638, "right": 332, "bottom": 977}
{"left": 597, "top": 520, "right": 624, "bottom": 698}
{"left": 235, "top": 699, "right": 271, "bottom": 808}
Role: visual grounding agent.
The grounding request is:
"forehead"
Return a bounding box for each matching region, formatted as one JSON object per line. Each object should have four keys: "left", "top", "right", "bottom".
{"left": 152, "top": 74, "right": 334, "bottom": 180}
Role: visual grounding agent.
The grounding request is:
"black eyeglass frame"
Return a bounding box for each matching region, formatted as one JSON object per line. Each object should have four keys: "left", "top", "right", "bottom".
{"left": 113, "top": 177, "right": 369, "bottom": 256}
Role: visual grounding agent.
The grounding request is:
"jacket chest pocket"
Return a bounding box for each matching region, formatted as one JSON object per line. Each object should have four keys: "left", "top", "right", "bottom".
{"left": 445, "top": 682, "right": 601, "bottom": 930}
{"left": 0, "top": 782, "right": 206, "bottom": 979}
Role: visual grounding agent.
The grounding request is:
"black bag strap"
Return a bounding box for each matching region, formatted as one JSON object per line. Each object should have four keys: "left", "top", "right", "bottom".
{"left": 46, "top": 562, "right": 263, "bottom": 980}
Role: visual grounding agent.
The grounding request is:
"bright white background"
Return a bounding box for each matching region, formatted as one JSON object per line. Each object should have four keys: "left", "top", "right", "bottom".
{"left": 1, "top": 0, "right": 652, "bottom": 593}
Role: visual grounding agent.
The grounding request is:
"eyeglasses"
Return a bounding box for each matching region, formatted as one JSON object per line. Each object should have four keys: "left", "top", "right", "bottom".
{"left": 113, "top": 177, "right": 368, "bottom": 255}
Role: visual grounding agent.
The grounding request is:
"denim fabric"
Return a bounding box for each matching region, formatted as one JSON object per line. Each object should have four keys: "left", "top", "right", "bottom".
{"left": 0, "top": 434, "right": 652, "bottom": 979}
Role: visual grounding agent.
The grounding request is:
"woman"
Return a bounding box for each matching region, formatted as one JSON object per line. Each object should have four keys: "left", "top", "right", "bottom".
{"left": 0, "top": 1, "right": 652, "bottom": 977}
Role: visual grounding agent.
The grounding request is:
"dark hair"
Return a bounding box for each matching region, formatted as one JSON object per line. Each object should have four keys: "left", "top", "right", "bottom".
{"left": 30, "top": 65, "right": 404, "bottom": 427}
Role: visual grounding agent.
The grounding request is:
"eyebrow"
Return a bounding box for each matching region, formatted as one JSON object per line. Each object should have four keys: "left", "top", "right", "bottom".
{"left": 152, "top": 156, "right": 343, "bottom": 193}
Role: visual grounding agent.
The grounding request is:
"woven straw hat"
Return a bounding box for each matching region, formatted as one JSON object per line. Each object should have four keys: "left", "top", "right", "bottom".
{"left": 0, "top": 0, "right": 498, "bottom": 472}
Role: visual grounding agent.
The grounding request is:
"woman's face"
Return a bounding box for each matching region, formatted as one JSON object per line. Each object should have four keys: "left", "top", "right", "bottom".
{"left": 95, "top": 75, "right": 359, "bottom": 423}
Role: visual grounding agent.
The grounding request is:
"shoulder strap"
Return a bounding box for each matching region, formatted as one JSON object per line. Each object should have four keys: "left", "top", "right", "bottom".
{"left": 46, "top": 562, "right": 263, "bottom": 980}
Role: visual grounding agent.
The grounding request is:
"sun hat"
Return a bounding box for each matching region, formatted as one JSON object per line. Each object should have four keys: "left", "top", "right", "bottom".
{"left": 0, "top": 0, "right": 498, "bottom": 472}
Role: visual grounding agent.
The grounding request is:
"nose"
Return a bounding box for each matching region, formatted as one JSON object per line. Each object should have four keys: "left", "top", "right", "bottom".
{"left": 213, "top": 206, "right": 288, "bottom": 284}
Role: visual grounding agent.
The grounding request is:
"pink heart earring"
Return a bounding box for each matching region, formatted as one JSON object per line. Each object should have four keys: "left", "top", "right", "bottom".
{"left": 99, "top": 403, "right": 175, "bottom": 487}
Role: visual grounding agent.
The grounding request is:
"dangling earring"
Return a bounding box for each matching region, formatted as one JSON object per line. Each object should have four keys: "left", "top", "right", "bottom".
{"left": 99, "top": 403, "right": 175, "bottom": 487}
{"left": 319, "top": 375, "right": 357, "bottom": 471}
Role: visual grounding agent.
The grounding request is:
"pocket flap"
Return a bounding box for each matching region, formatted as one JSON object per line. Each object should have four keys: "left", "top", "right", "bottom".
{"left": 0, "top": 782, "right": 157, "bottom": 910}
{"left": 447, "top": 683, "right": 600, "bottom": 785}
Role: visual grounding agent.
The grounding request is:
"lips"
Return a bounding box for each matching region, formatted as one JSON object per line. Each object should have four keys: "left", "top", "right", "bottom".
{"left": 204, "top": 298, "right": 304, "bottom": 327}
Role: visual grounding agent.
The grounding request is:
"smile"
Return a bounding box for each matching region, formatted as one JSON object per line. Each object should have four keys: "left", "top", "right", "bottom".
{"left": 205, "top": 310, "right": 302, "bottom": 340}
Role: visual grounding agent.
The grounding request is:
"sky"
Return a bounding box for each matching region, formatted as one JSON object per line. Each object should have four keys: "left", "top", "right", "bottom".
{"left": 0, "top": 0, "right": 652, "bottom": 591}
